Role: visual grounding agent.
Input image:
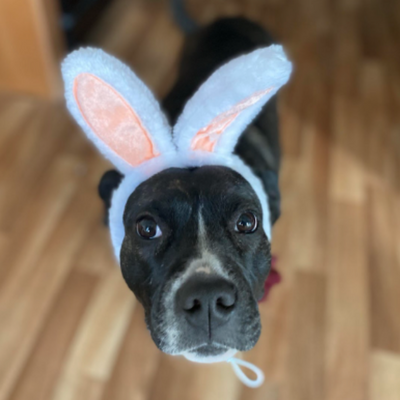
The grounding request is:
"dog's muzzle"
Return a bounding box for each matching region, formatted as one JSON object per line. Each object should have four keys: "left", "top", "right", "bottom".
{"left": 175, "top": 276, "right": 265, "bottom": 388}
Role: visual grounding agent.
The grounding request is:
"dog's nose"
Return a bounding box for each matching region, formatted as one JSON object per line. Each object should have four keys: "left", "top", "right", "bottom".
{"left": 176, "top": 276, "right": 237, "bottom": 331}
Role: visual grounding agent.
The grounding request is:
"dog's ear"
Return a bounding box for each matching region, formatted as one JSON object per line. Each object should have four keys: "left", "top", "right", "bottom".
{"left": 62, "top": 48, "right": 175, "bottom": 174}
{"left": 173, "top": 45, "right": 292, "bottom": 155}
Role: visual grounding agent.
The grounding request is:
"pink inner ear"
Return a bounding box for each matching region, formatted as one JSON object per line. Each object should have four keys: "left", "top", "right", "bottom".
{"left": 191, "top": 87, "right": 274, "bottom": 152}
{"left": 74, "top": 73, "right": 158, "bottom": 167}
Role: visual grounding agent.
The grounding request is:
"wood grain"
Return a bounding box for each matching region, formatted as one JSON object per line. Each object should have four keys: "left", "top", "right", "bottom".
{"left": 368, "top": 183, "right": 400, "bottom": 353}
{"left": 51, "top": 270, "right": 135, "bottom": 400}
{"left": 325, "top": 203, "right": 369, "bottom": 400}
{"left": 285, "top": 272, "right": 326, "bottom": 400}
{"left": 370, "top": 350, "right": 400, "bottom": 400}
{"left": 8, "top": 271, "right": 98, "bottom": 400}
{"left": 101, "top": 307, "right": 160, "bottom": 400}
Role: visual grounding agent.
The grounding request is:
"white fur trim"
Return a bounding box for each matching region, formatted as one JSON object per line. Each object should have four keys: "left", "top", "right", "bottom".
{"left": 62, "top": 47, "right": 176, "bottom": 174}
{"left": 173, "top": 45, "right": 292, "bottom": 155}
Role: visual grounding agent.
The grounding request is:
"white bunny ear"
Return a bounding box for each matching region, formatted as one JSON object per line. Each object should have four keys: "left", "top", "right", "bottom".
{"left": 62, "top": 48, "right": 175, "bottom": 174}
{"left": 173, "top": 45, "right": 292, "bottom": 155}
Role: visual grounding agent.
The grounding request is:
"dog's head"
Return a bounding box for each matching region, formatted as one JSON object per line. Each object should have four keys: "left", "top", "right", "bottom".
{"left": 62, "top": 46, "right": 291, "bottom": 360}
{"left": 119, "top": 165, "right": 270, "bottom": 357}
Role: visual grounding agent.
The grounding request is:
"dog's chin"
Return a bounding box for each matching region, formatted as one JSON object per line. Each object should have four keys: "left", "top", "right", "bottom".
{"left": 183, "top": 345, "right": 237, "bottom": 363}
{"left": 191, "top": 344, "right": 229, "bottom": 357}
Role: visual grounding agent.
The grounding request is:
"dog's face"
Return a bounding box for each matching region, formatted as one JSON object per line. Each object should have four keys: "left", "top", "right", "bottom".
{"left": 119, "top": 166, "right": 271, "bottom": 358}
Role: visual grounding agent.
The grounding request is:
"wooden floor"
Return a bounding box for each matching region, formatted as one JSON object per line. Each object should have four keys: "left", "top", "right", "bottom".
{"left": 1, "top": 0, "right": 400, "bottom": 399}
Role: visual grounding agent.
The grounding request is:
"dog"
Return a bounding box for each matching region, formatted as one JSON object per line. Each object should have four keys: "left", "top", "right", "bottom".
{"left": 97, "top": 10, "right": 282, "bottom": 358}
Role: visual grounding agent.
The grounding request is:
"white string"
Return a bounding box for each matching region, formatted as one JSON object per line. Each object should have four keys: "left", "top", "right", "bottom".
{"left": 226, "top": 357, "right": 265, "bottom": 388}
{"left": 183, "top": 349, "right": 265, "bottom": 388}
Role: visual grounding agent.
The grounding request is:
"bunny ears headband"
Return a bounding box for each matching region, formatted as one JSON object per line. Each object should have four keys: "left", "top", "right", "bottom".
{"left": 62, "top": 46, "right": 292, "bottom": 262}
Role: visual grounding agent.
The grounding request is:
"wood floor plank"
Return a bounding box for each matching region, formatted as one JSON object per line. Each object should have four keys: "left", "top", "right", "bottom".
{"left": 0, "top": 232, "right": 9, "bottom": 269}
{"left": 324, "top": 202, "right": 369, "bottom": 400}
{"left": 279, "top": 68, "right": 310, "bottom": 159}
{"left": 0, "top": 106, "right": 71, "bottom": 231}
{"left": 329, "top": 96, "right": 366, "bottom": 204}
{"left": 0, "top": 154, "right": 103, "bottom": 400}
{"left": 100, "top": 307, "right": 160, "bottom": 400}
{"left": 283, "top": 75, "right": 330, "bottom": 274}
{"left": 360, "top": 62, "right": 392, "bottom": 183}
{"left": 370, "top": 350, "right": 400, "bottom": 400}
{"left": 393, "top": 192, "right": 400, "bottom": 271}
{"left": 332, "top": 8, "right": 361, "bottom": 98}
{"left": 0, "top": 155, "right": 78, "bottom": 289}
{"left": 368, "top": 183, "right": 400, "bottom": 353}
{"left": 51, "top": 269, "right": 135, "bottom": 400}
{"left": 284, "top": 271, "right": 326, "bottom": 400}
{"left": 74, "top": 223, "right": 116, "bottom": 277}
{"left": 8, "top": 270, "right": 98, "bottom": 400}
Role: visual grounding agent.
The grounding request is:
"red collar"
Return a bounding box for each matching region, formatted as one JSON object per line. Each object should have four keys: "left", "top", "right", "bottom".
{"left": 259, "top": 256, "right": 281, "bottom": 303}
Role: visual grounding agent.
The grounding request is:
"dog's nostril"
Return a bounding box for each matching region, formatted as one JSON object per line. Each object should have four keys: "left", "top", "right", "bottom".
{"left": 216, "top": 295, "right": 235, "bottom": 310}
{"left": 217, "top": 296, "right": 235, "bottom": 308}
{"left": 184, "top": 298, "right": 202, "bottom": 312}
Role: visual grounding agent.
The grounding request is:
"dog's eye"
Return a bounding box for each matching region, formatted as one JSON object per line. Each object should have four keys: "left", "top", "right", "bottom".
{"left": 136, "top": 217, "right": 162, "bottom": 239}
{"left": 235, "top": 212, "right": 258, "bottom": 233}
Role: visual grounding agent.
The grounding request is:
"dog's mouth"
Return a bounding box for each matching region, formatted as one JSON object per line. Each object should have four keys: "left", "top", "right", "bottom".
{"left": 183, "top": 345, "right": 238, "bottom": 363}
{"left": 185, "top": 343, "right": 230, "bottom": 357}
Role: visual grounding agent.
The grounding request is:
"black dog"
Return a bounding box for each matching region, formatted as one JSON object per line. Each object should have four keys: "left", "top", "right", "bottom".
{"left": 98, "top": 15, "right": 282, "bottom": 357}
